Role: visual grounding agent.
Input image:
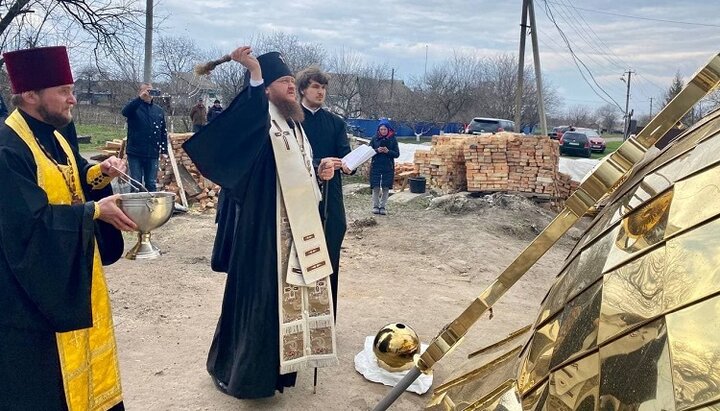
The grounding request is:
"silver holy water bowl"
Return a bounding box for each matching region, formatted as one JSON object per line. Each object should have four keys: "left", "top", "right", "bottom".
{"left": 117, "top": 192, "right": 175, "bottom": 259}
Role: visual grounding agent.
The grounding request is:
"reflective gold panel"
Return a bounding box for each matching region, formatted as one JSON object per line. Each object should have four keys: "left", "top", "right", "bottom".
{"left": 666, "top": 294, "right": 720, "bottom": 410}
{"left": 562, "top": 227, "right": 616, "bottom": 303}
{"left": 547, "top": 353, "right": 599, "bottom": 411}
{"left": 600, "top": 216, "right": 720, "bottom": 344}
{"left": 521, "top": 383, "right": 548, "bottom": 411}
{"left": 517, "top": 317, "right": 560, "bottom": 395}
{"left": 428, "top": 346, "right": 522, "bottom": 409}
{"left": 464, "top": 381, "right": 521, "bottom": 411}
{"left": 667, "top": 163, "right": 720, "bottom": 238}
{"left": 550, "top": 281, "right": 602, "bottom": 369}
{"left": 662, "top": 218, "right": 720, "bottom": 313}
{"left": 604, "top": 189, "right": 674, "bottom": 271}
{"left": 599, "top": 245, "right": 668, "bottom": 344}
{"left": 536, "top": 269, "right": 573, "bottom": 326}
{"left": 599, "top": 318, "right": 674, "bottom": 411}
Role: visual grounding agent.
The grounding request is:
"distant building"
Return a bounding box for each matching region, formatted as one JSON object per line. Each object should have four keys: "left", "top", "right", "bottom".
{"left": 326, "top": 73, "right": 412, "bottom": 119}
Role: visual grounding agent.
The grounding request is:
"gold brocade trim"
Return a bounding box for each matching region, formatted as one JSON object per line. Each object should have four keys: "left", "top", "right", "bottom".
{"left": 5, "top": 110, "right": 123, "bottom": 410}
{"left": 277, "top": 174, "right": 338, "bottom": 374}
{"left": 86, "top": 164, "right": 112, "bottom": 190}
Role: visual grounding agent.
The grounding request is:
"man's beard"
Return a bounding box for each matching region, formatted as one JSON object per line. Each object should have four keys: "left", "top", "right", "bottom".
{"left": 272, "top": 96, "right": 304, "bottom": 123}
{"left": 38, "top": 104, "right": 72, "bottom": 129}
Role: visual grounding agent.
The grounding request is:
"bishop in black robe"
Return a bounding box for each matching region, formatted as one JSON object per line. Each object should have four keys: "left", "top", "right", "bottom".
{"left": 183, "top": 81, "right": 299, "bottom": 399}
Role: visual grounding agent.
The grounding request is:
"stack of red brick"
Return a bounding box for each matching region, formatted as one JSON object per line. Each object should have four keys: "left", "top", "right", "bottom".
{"left": 414, "top": 135, "right": 468, "bottom": 192}
{"left": 413, "top": 132, "right": 578, "bottom": 201}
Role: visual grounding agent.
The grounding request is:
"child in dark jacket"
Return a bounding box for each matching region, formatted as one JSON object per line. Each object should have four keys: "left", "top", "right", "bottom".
{"left": 369, "top": 119, "right": 400, "bottom": 215}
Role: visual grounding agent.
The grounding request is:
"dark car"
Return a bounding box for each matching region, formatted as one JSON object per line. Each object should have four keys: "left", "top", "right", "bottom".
{"left": 559, "top": 131, "right": 592, "bottom": 157}
{"left": 466, "top": 117, "right": 516, "bottom": 134}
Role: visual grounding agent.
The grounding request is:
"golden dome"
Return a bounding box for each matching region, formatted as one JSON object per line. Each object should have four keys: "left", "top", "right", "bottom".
{"left": 427, "top": 57, "right": 720, "bottom": 410}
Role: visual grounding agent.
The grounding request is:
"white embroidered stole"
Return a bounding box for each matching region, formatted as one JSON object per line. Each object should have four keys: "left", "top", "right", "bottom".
{"left": 267, "top": 102, "right": 338, "bottom": 373}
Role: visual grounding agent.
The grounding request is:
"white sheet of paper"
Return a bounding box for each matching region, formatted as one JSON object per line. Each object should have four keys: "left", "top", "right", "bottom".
{"left": 342, "top": 144, "right": 376, "bottom": 171}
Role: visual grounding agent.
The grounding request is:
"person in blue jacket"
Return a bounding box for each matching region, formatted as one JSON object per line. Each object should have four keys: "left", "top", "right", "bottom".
{"left": 369, "top": 119, "right": 399, "bottom": 215}
{"left": 121, "top": 83, "right": 168, "bottom": 192}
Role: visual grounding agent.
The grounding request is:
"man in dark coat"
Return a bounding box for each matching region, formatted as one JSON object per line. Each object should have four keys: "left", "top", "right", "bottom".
{"left": 121, "top": 83, "right": 168, "bottom": 192}
{"left": 0, "top": 46, "right": 136, "bottom": 411}
{"left": 207, "top": 99, "right": 223, "bottom": 122}
{"left": 189, "top": 98, "right": 207, "bottom": 132}
{"left": 296, "top": 66, "right": 351, "bottom": 319}
{"left": 183, "top": 46, "right": 339, "bottom": 399}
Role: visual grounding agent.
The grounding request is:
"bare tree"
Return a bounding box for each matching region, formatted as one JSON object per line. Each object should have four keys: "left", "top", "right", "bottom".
{"left": 0, "top": 0, "right": 145, "bottom": 66}
{"left": 595, "top": 104, "right": 620, "bottom": 133}
{"left": 419, "top": 53, "right": 480, "bottom": 124}
{"left": 154, "top": 35, "right": 202, "bottom": 83}
{"left": 251, "top": 32, "right": 325, "bottom": 73}
{"left": 566, "top": 105, "right": 592, "bottom": 127}
{"left": 325, "top": 49, "right": 365, "bottom": 118}
{"left": 355, "top": 63, "right": 393, "bottom": 119}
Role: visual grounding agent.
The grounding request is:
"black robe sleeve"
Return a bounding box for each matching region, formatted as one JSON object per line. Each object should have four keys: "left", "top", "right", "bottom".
{"left": 182, "top": 84, "right": 271, "bottom": 202}
{"left": 0, "top": 145, "right": 96, "bottom": 332}
{"left": 182, "top": 85, "right": 272, "bottom": 273}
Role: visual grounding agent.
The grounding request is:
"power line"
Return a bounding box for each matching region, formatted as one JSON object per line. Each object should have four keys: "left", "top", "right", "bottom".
{"left": 551, "top": 0, "right": 626, "bottom": 71}
{"left": 545, "top": 1, "right": 720, "bottom": 28}
{"left": 542, "top": 1, "right": 626, "bottom": 112}
{"left": 550, "top": 0, "right": 668, "bottom": 102}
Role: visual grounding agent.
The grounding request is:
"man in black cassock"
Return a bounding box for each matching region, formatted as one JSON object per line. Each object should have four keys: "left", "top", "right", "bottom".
{"left": 296, "top": 66, "right": 352, "bottom": 319}
{"left": 0, "top": 46, "right": 136, "bottom": 410}
{"left": 183, "top": 46, "right": 339, "bottom": 399}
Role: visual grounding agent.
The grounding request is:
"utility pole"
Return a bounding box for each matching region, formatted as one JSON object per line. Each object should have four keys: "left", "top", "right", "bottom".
{"left": 622, "top": 69, "right": 634, "bottom": 140}
{"left": 514, "top": 0, "right": 547, "bottom": 136}
{"left": 424, "top": 45, "right": 428, "bottom": 78}
{"left": 528, "top": 0, "right": 547, "bottom": 136}
{"left": 649, "top": 97, "right": 653, "bottom": 117}
{"left": 389, "top": 68, "right": 395, "bottom": 114}
{"left": 514, "top": 0, "right": 529, "bottom": 130}
{"left": 143, "top": 0, "right": 153, "bottom": 83}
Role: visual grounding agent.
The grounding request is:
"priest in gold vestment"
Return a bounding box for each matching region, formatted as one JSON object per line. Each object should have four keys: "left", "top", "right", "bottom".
{"left": 0, "top": 46, "right": 136, "bottom": 410}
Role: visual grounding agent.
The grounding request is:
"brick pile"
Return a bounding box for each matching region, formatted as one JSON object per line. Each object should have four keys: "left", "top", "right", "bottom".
{"left": 464, "top": 132, "right": 560, "bottom": 197}
{"left": 414, "top": 134, "right": 468, "bottom": 192}
{"left": 158, "top": 133, "right": 221, "bottom": 211}
{"left": 556, "top": 172, "right": 580, "bottom": 202}
{"left": 412, "top": 132, "right": 578, "bottom": 202}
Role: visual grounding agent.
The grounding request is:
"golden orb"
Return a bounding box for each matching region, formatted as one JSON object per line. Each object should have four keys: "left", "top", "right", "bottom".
{"left": 373, "top": 323, "right": 420, "bottom": 372}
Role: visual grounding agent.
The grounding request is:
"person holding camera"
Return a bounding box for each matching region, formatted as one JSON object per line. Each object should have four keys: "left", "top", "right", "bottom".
{"left": 121, "top": 83, "right": 168, "bottom": 192}
{"left": 369, "top": 119, "right": 399, "bottom": 215}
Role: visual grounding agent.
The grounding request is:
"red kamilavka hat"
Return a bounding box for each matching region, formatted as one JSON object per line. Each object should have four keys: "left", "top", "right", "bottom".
{"left": 3, "top": 46, "right": 74, "bottom": 94}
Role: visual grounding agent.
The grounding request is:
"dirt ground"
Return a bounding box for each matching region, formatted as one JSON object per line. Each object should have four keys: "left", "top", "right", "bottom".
{"left": 107, "top": 187, "right": 589, "bottom": 410}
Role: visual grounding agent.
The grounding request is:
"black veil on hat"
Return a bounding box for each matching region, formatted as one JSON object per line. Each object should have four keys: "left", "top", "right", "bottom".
{"left": 242, "top": 51, "right": 292, "bottom": 88}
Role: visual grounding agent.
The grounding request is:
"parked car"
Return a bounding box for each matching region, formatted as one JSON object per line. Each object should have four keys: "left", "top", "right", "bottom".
{"left": 465, "top": 117, "right": 516, "bottom": 134}
{"left": 549, "top": 125, "right": 571, "bottom": 140}
{"left": 559, "top": 131, "right": 593, "bottom": 157}
{"left": 588, "top": 134, "right": 606, "bottom": 153}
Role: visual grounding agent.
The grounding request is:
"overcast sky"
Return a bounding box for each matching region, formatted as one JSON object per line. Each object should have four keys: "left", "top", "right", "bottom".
{"left": 160, "top": 0, "right": 720, "bottom": 117}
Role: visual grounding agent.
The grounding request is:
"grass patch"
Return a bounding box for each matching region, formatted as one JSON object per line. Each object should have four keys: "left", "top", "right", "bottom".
{"left": 590, "top": 140, "right": 622, "bottom": 159}
{"left": 75, "top": 123, "right": 125, "bottom": 151}
{"left": 396, "top": 136, "right": 433, "bottom": 144}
